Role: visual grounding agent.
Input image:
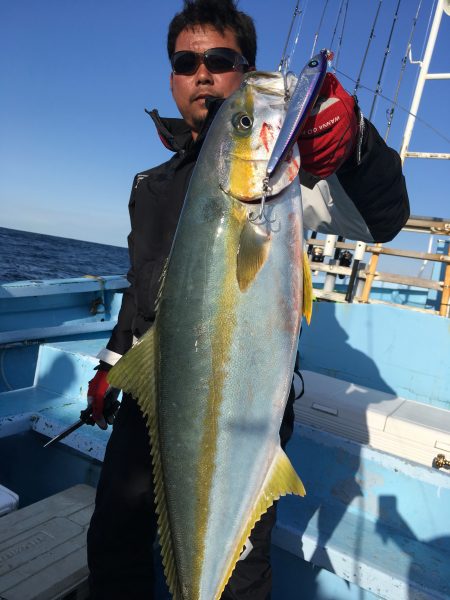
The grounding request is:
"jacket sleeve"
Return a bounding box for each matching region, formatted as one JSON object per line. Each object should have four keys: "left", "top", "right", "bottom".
{"left": 301, "top": 118, "right": 410, "bottom": 243}
{"left": 96, "top": 178, "right": 138, "bottom": 366}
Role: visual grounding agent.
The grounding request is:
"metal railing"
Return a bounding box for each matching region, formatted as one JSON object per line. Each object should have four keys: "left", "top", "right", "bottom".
{"left": 307, "top": 215, "right": 450, "bottom": 317}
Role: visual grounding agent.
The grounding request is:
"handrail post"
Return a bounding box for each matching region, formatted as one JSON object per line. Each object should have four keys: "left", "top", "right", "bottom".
{"left": 360, "top": 243, "right": 381, "bottom": 303}
{"left": 439, "top": 243, "right": 450, "bottom": 317}
{"left": 323, "top": 235, "right": 338, "bottom": 293}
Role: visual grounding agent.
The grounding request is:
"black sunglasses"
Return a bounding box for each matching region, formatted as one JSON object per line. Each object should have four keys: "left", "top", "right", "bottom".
{"left": 171, "top": 47, "right": 249, "bottom": 75}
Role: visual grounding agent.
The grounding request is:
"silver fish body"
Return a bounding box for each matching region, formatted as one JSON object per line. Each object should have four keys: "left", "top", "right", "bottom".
{"left": 109, "top": 71, "right": 309, "bottom": 600}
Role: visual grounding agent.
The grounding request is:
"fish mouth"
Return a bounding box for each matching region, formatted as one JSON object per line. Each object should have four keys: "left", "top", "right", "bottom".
{"left": 221, "top": 150, "right": 300, "bottom": 202}
{"left": 219, "top": 182, "right": 280, "bottom": 204}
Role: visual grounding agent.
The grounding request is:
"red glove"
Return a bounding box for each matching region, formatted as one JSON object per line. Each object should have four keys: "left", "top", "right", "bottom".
{"left": 87, "top": 369, "right": 119, "bottom": 430}
{"left": 297, "top": 73, "right": 359, "bottom": 178}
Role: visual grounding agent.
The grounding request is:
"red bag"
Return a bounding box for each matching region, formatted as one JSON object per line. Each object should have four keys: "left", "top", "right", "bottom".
{"left": 297, "top": 73, "right": 359, "bottom": 178}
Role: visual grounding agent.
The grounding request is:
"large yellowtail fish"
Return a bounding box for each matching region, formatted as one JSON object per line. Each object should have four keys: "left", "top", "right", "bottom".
{"left": 108, "top": 54, "right": 327, "bottom": 599}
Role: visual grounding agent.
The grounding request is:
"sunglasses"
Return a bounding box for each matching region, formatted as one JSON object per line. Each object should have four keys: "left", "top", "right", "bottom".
{"left": 171, "top": 47, "right": 249, "bottom": 75}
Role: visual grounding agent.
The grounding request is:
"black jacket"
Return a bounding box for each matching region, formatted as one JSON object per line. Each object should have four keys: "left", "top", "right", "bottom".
{"left": 99, "top": 110, "right": 409, "bottom": 364}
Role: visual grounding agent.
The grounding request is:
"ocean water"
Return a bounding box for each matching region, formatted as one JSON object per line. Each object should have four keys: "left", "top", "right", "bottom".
{"left": 0, "top": 227, "right": 130, "bottom": 283}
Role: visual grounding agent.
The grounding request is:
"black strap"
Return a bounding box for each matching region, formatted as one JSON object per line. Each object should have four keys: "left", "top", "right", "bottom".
{"left": 293, "top": 350, "right": 305, "bottom": 400}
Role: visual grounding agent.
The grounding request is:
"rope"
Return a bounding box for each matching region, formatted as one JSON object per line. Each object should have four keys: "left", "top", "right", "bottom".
{"left": 385, "top": 0, "right": 423, "bottom": 141}
{"left": 353, "top": 0, "right": 383, "bottom": 95}
{"left": 368, "top": 0, "right": 402, "bottom": 122}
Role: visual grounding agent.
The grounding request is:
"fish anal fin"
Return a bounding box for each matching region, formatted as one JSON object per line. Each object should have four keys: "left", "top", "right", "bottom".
{"left": 302, "top": 249, "right": 313, "bottom": 325}
{"left": 107, "top": 325, "right": 182, "bottom": 599}
{"left": 215, "top": 447, "right": 305, "bottom": 599}
{"left": 236, "top": 220, "right": 271, "bottom": 292}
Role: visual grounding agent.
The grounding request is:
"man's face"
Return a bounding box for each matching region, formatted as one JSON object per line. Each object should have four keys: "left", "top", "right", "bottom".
{"left": 170, "top": 25, "right": 247, "bottom": 139}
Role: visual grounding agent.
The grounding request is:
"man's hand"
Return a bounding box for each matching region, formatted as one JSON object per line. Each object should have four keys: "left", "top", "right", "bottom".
{"left": 87, "top": 370, "right": 120, "bottom": 430}
{"left": 297, "top": 73, "right": 359, "bottom": 179}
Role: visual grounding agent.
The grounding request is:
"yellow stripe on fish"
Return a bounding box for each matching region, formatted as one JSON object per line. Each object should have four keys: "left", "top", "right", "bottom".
{"left": 192, "top": 201, "right": 245, "bottom": 596}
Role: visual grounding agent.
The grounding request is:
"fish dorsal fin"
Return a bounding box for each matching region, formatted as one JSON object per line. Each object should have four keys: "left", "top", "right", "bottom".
{"left": 236, "top": 219, "right": 271, "bottom": 292}
{"left": 302, "top": 249, "right": 313, "bottom": 325}
{"left": 107, "top": 326, "right": 182, "bottom": 599}
{"left": 215, "top": 447, "right": 305, "bottom": 599}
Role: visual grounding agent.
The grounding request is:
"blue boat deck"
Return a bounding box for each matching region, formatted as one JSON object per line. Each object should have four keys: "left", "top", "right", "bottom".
{"left": 1, "top": 277, "right": 449, "bottom": 599}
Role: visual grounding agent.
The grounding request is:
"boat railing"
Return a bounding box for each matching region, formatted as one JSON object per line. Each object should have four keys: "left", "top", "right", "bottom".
{"left": 308, "top": 214, "right": 450, "bottom": 316}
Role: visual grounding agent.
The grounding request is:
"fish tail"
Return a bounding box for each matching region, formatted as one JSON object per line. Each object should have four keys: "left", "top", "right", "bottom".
{"left": 216, "top": 447, "right": 305, "bottom": 599}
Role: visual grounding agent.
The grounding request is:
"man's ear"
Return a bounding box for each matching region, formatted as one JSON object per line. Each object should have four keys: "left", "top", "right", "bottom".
{"left": 170, "top": 72, "right": 174, "bottom": 93}
{"left": 247, "top": 66, "right": 256, "bottom": 72}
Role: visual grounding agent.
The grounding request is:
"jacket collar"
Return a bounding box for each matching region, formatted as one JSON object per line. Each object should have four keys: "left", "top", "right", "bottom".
{"left": 146, "top": 98, "right": 225, "bottom": 154}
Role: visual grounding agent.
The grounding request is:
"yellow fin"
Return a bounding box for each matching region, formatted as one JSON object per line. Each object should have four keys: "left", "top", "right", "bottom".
{"left": 302, "top": 249, "right": 313, "bottom": 325}
{"left": 107, "top": 326, "right": 182, "bottom": 599}
{"left": 107, "top": 326, "right": 157, "bottom": 414}
{"left": 215, "top": 447, "right": 305, "bottom": 599}
{"left": 236, "top": 219, "right": 271, "bottom": 292}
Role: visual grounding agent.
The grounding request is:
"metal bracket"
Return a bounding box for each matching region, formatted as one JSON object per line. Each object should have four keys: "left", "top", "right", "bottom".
{"left": 433, "top": 454, "right": 450, "bottom": 470}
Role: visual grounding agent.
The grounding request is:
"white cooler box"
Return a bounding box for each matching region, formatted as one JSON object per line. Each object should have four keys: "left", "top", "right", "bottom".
{"left": 0, "top": 484, "right": 19, "bottom": 516}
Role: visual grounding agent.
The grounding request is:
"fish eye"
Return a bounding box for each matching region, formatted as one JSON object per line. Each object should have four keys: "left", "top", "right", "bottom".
{"left": 232, "top": 112, "right": 253, "bottom": 133}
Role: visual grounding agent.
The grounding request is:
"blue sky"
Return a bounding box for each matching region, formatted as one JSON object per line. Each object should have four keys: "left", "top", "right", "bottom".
{"left": 1, "top": 0, "right": 449, "bottom": 256}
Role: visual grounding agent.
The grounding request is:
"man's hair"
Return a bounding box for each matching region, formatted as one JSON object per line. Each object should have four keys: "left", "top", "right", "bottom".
{"left": 167, "top": 0, "right": 257, "bottom": 68}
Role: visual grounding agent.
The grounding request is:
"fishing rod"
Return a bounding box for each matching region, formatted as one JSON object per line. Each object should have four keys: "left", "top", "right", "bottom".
{"left": 353, "top": 0, "right": 383, "bottom": 95}
{"left": 385, "top": 0, "right": 423, "bottom": 141}
{"left": 279, "top": 0, "right": 311, "bottom": 74}
{"left": 310, "top": 0, "right": 330, "bottom": 57}
{"left": 329, "top": 0, "right": 345, "bottom": 51}
{"left": 333, "top": 0, "right": 350, "bottom": 74}
{"left": 368, "top": 0, "right": 402, "bottom": 122}
{"left": 278, "top": 0, "right": 301, "bottom": 73}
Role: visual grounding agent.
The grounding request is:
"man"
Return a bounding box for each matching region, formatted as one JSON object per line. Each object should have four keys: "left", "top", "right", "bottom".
{"left": 87, "top": 1, "right": 409, "bottom": 599}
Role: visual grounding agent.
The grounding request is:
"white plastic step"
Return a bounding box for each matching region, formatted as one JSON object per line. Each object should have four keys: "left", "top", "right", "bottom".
{"left": 0, "top": 484, "right": 95, "bottom": 600}
{"left": 295, "top": 370, "right": 450, "bottom": 468}
{"left": 0, "top": 485, "right": 19, "bottom": 518}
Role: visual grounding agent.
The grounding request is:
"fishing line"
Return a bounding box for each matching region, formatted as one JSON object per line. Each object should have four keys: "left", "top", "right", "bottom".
{"left": 368, "top": 0, "right": 402, "bottom": 123}
{"left": 403, "top": 0, "right": 437, "bottom": 124}
{"left": 278, "top": 0, "right": 301, "bottom": 73}
{"left": 385, "top": 0, "right": 423, "bottom": 141}
{"left": 353, "top": 0, "right": 383, "bottom": 95}
{"left": 310, "top": 0, "right": 330, "bottom": 57}
{"left": 329, "top": 0, "right": 345, "bottom": 51}
{"left": 336, "top": 68, "right": 450, "bottom": 145}
{"left": 285, "top": 0, "right": 309, "bottom": 73}
{"left": 333, "top": 0, "right": 350, "bottom": 74}
{"left": 419, "top": 0, "right": 437, "bottom": 64}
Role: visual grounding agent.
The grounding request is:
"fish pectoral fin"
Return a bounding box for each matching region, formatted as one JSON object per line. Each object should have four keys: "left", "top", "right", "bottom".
{"left": 302, "top": 249, "right": 313, "bottom": 325}
{"left": 236, "top": 219, "right": 271, "bottom": 292}
{"left": 217, "top": 447, "right": 305, "bottom": 600}
{"left": 107, "top": 324, "right": 157, "bottom": 420}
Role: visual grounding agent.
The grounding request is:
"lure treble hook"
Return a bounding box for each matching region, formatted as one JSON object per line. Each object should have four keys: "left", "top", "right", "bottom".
{"left": 249, "top": 176, "right": 275, "bottom": 225}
